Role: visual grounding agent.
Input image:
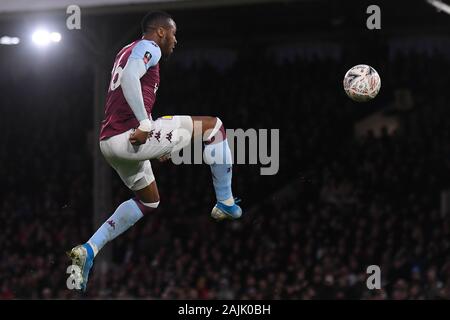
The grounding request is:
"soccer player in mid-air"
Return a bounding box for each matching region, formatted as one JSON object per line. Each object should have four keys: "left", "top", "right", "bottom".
{"left": 68, "top": 11, "right": 242, "bottom": 291}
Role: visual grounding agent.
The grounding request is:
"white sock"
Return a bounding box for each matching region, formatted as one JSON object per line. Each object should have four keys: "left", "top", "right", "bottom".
{"left": 204, "top": 139, "right": 234, "bottom": 203}
{"left": 87, "top": 199, "right": 144, "bottom": 257}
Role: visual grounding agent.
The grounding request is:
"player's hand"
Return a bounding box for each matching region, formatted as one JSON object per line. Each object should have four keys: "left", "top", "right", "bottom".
{"left": 129, "top": 128, "right": 149, "bottom": 145}
{"left": 158, "top": 153, "right": 171, "bottom": 162}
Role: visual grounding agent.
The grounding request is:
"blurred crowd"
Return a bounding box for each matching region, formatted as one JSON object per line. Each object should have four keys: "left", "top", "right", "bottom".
{"left": 1, "top": 44, "right": 450, "bottom": 299}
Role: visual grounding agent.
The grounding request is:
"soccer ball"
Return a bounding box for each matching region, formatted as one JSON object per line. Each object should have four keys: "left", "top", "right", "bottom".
{"left": 343, "top": 64, "right": 381, "bottom": 102}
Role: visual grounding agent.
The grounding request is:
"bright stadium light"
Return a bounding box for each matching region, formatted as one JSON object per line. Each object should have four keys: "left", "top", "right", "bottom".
{"left": 427, "top": 0, "right": 450, "bottom": 15}
{"left": 32, "top": 29, "right": 61, "bottom": 46}
{"left": 0, "top": 36, "right": 20, "bottom": 45}
{"left": 50, "top": 32, "right": 61, "bottom": 43}
{"left": 32, "top": 29, "right": 50, "bottom": 46}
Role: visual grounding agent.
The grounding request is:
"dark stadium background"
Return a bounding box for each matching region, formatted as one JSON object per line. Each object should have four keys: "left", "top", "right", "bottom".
{"left": 1, "top": 0, "right": 450, "bottom": 300}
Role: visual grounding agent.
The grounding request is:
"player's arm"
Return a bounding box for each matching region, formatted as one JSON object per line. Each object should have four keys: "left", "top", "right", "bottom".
{"left": 121, "top": 40, "right": 161, "bottom": 145}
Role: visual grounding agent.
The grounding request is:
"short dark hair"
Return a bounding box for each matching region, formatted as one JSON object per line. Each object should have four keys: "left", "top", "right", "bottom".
{"left": 141, "top": 11, "right": 173, "bottom": 34}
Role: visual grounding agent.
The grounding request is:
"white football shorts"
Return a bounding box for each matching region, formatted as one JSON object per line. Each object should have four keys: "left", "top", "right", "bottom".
{"left": 99, "top": 115, "right": 193, "bottom": 191}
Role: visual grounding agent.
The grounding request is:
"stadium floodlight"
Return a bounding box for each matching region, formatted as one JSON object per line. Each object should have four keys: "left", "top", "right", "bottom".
{"left": 32, "top": 29, "right": 50, "bottom": 46}
{"left": 32, "top": 29, "right": 61, "bottom": 46}
{"left": 427, "top": 0, "right": 450, "bottom": 15}
{"left": 50, "top": 32, "right": 61, "bottom": 43}
{"left": 0, "top": 36, "right": 20, "bottom": 45}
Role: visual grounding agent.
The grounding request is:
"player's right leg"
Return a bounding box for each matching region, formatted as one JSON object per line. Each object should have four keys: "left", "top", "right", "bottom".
{"left": 131, "top": 115, "right": 241, "bottom": 220}
{"left": 131, "top": 115, "right": 242, "bottom": 220}
{"left": 190, "top": 116, "right": 242, "bottom": 220}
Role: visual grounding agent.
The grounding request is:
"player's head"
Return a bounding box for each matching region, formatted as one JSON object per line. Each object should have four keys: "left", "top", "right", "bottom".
{"left": 141, "top": 11, "right": 177, "bottom": 57}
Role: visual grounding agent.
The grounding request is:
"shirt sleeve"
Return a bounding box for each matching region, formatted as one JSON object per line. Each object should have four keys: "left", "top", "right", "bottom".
{"left": 119, "top": 40, "right": 161, "bottom": 127}
{"left": 128, "top": 40, "right": 162, "bottom": 69}
{"left": 120, "top": 59, "right": 148, "bottom": 122}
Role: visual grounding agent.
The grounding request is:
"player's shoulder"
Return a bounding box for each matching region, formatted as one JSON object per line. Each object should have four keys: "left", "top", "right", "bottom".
{"left": 129, "top": 39, "right": 162, "bottom": 68}
{"left": 131, "top": 39, "right": 161, "bottom": 58}
{"left": 139, "top": 39, "right": 160, "bottom": 49}
{"left": 135, "top": 39, "right": 161, "bottom": 53}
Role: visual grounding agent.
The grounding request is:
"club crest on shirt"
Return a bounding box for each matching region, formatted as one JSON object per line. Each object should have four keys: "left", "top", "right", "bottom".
{"left": 143, "top": 51, "right": 152, "bottom": 64}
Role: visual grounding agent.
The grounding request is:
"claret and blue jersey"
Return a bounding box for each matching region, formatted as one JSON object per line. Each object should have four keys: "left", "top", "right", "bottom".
{"left": 100, "top": 39, "right": 162, "bottom": 140}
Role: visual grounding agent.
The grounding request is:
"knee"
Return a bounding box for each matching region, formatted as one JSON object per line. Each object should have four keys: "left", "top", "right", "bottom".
{"left": 213, "top": 117, "right": 224, "bottom": 129}
{"left": 133, "top": 197, "right": 160, "bottom": 215}
{"left": 146, "top": 198, "right": 160, "bottom": 207}
{"left": 205, "top": 117, "right": 226, "bottom": 144}
{"left": 204, "top": 117, "right": 223, "bottom": 132}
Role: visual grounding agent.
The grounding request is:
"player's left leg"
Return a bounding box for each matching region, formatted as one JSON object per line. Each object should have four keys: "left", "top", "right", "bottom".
{"left": 68, "top": 158, "right": 160, "bottom": 291}
{"left": 86, "top": 180, "right": 160, "bottom": 256}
